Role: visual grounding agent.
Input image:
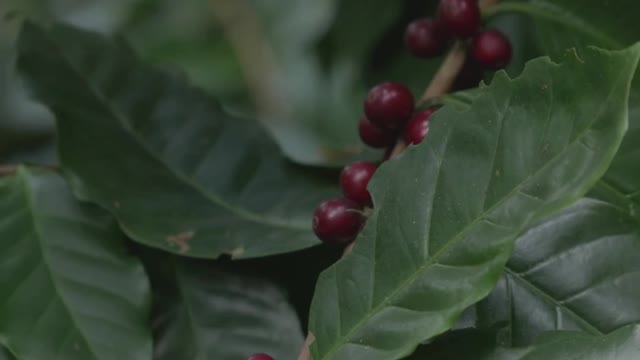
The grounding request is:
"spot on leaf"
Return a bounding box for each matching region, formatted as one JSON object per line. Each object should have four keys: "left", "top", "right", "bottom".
{"left": 228, "top": 247, "right": 245, "bottom": 258}
{"left": 166, "top": 231, "right": 194, "bottom": 254}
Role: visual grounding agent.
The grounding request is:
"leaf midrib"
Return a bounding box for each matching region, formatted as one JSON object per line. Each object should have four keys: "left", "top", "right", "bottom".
{"left": 171, "top": 259, "right": 206, "bottom": 360}
{"left": 36, "top": 28, "right": 308, "bottom": 233}
{"left": 320, "top": 57, "right": 633, "bottom": 357}
{"left": 17, "top": 168, "right": 100, "bottom": 360}
{"left": 503, "top": 267, "right": 604, "bottom": 336}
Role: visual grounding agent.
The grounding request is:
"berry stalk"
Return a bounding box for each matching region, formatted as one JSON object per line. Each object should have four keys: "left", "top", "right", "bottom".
{"left": 389, "top": 0, "right": 500, "bottom": 160}
{"left": 0, "top": 166, "right": 17, "bottom": 176}
{"left": 388, "top": 40, "right": 466, "bottom": 159}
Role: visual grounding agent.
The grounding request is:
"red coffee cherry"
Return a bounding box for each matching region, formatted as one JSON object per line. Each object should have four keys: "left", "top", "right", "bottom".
{"left": 340, "top": 161, "right": 377, "bottom": 207}
{"left": 364, "top": 82, "right": 415, "bottom": 129}
{"left": 358, "top": 117, "right": 396, "bottom": 148}
{"left": 404, "top": 18, "right": 448, "bottom": 58}
{"left": 248, "top": 354, "right": 274, "bottom": 360}
{"left": 472, "top": 30, "right": 513, "bottom": 70}
{"left": 404, "top": 108, "right": 437, "bottom": 145}
{"left": 312, "top": 198, "right": 364, "bottom": 245}
{"left": 438, "top": 0, "right": 481, "bottom": 38}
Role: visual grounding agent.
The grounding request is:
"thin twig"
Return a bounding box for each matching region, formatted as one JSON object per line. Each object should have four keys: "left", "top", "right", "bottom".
{"left": 390, "top": 0, "right": 499, "bottom": 159}
{"left": 417, "top": 41, "right": 468, "bottom": 105}
{"left": 389, "top": 41, "right": 467, "bottom": 159}
{"left": 0, "top": 166, "right": 17, "bottom": 176}
{"left": 209, "top": 0, "right": 286, "bottom": 117}
{"left": 297, "top": 332, "right": 315, "bottom": 360}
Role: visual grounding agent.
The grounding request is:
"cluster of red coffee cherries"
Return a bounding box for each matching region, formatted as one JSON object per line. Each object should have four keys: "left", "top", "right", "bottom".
{"left": 251, "top": 2, "right": 512, "bottom": 358}
{"left": 311, "top": 0, "right": 512, "bottom": 247}
{"left": 312, "top": 82, "right": 433, "bottom": 245}
{"left": 406, "top": 0, "right": 512, "bottom": 69}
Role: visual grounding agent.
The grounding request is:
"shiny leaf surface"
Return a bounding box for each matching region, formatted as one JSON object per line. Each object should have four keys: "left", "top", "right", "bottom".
{"left": 16, "top": 22, "right": 338, "bottom": 259}
{"left": 146, "top": 254, "right": 304, "bottom": 360}
{"left": 0, "top": 167, "right": 152, "bottom": 360}
{"left": 308, "top": 45, "right": 640, "bottom": 359}
{"left": 410, "top": 326, "right": 640, "bottom": 359}
{"left": 474, "top": 198, "right": 640, "bottom": 345}
{"left": 490, "top": 1, "right": 640, "bottom": 207}
{"left": 484, "top": 326, "right": 640, "bottom": 360}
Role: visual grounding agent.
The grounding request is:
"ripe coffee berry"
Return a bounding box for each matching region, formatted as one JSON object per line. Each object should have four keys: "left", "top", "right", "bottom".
{"left": 340, "top": 161, "right": 377, "bottom": 207}
{"left": 472, "top": 30, "right": 512, "bottom": 70}
{"left": 312, "top": 198, "right": 364, "bottom": 245}
{"left": 404, "top": 18, "right": 448, "bottom": 58}
{"left": 248, "top": 354, "right": 274, "bottom": 360}
{"left": 453, "top": 56, "right": 484, "bottom": 91}
{"left": 358, "top": 117, "right": 396, "bottom": 148}
{"left": 438, "top": 0, "right": 481, "bottom": 38}
{"left": 405, "top": 108, "right": 437, "bottom": 145}
{"left": 364, "top": 82, "right": 415, "bottom": 129}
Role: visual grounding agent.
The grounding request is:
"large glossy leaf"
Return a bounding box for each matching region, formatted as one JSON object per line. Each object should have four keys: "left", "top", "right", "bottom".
{"left": 0, "top": 167, "right": 152, "bottom": 360}
{"left": 489, "top": 1, "right": 640, "bottom": 206}
{"left": 16, "top": 22, "right": 339, "bottom": 259}
{"left": 144, "top": 253, "right": 304, "bottom": 360}
{"left": 470, "top": 198, "right": 640, "bottom": 345}
{"left": 406, "top": 328, "right": 498, "bottom": 359}
{"left": 485, "top": 326, "right": 640, "bottom": 360}
{"left": 0, "top": 346, "right": 15, "bottom": 360}
{"left": 307, "top": 45, "right": 640, "bottom": 359}
{"left": 410, "top": 326, "right": 640, "bottom": 359}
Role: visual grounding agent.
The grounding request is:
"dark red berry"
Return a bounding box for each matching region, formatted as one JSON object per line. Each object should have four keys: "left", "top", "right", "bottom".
{"left": 248, "top": 354, "right": 274, "bottom": 360}
{"left": 358, "top": 117, "right": 396, "bottom": 148}
{"left": 312, "top": 198, "right": 364, "bottom": 245}
{"left": 340, "top": 161, "right": 377, "bottom": 206}
{"left": 438, "top": 0, "right": 481, "bottom": 38}
{"left": 405, "top": 109, "right": 437, "bottom": 145}
{"left": 453, "top": 56, "right": 484, "bottom": 90}
{"left": 472, "top": 30, "right": 512, "bottom": 70}
{"left": 364, "top": 82, "right": 415, "bottom": 129}
{"left": 404, "top": 18, "right": 448, "bottom": 58}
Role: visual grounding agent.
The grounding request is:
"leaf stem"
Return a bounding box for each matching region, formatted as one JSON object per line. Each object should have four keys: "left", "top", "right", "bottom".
{"left": 0, "top": 166, "right": 17, "bottom": 176}
{"left": 417, "top": 41, "right": 468, "bottom": 105}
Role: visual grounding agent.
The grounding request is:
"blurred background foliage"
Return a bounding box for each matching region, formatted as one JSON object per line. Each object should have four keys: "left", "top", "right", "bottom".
{"left": 0, "top": 0, "right": 532, "bottom": 166}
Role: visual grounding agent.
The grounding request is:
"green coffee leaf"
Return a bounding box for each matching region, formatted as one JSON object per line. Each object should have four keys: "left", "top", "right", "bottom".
{"left": 487, "top": 326, "right": 640, "bottom": 360}
{"left": 0, "top": 346, "right": 15, "bottom": 360}
{"left": 144, "top": 253, "right": 304, "bottom": 360}
{"left": 16, "top": 22, "right": 338, "bottom": 259}
{"left": 0, "top": 167, "right": 152, "bottom": 360}
{"left": 308, "top": 45, "right": 640, "bottom": 359}
{"left": 489, "top": 1, "right": 640, "bottom": 213}
{"left": 471, "top": 198, "right": 640, "bottom": 344}
{"left": 410, "top": 326, "right": 640, "bottom": 359}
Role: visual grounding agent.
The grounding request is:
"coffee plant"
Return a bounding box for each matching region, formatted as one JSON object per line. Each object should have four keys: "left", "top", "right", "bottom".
{"left": 1, "top": 0, "right": 640, "bottom": 359}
